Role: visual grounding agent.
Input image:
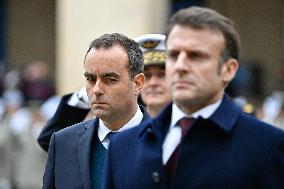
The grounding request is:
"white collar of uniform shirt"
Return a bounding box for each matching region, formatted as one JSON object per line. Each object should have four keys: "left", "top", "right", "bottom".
{"left": 162, "top": 99, "right": 222, "bottom": 164}
{"left": 98, "top": 105, "right": 143, "bottom": 149}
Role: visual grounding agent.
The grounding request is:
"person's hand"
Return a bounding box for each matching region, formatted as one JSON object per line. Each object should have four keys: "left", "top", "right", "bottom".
{"left": 67, "top": 87, "right": 89, "bottom": 109}
{"left": 77, "top": 87, "right": 88, "bottom": 105}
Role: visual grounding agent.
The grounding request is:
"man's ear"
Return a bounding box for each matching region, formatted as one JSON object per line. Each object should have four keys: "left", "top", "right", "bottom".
{"left": 133, "top": 73, "right": 145, "bottom": 96}
{"left": 221, "top": 58, "right": 239, "bottom": 84}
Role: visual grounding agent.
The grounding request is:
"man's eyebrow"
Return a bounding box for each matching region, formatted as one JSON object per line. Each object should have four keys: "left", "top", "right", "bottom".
{"left": 84, "top": 72, "right": 95, "bottom": 77}
{"left": 84, "top": 72, "right": 119, "bottom": 79}
{"left": 102, "top": 72, "right": 119, "bottom": 78}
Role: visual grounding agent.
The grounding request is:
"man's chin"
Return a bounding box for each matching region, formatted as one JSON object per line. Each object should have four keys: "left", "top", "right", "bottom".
{"left": 173, "top": 92, "right": 194, "bottom": 101}
{"left": 147, "top": 100, "right": 167, "bottom": 107}
{"left": 93, "top": 109, "right": 109, "bottom": 119}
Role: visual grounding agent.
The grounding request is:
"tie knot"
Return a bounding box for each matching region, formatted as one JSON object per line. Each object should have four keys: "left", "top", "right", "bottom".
{"left": 178, "top": 117, "right": 194, "bottom": 139}
{"left": 179, "top": 117, "right": 194, "bottom": 127}
{"left": 107, "top": 131, "right": 117, "bottom": 140}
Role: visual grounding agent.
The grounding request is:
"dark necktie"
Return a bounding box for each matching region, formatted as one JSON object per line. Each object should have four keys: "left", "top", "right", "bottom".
{"left": 107, "top": 131, "right": 117, "bottom": 141}
{"left": 165, "top": 117, "right": 194, "bottom": 184}
{"left": 179, "top": 117, "right": 194, "bottom": 140}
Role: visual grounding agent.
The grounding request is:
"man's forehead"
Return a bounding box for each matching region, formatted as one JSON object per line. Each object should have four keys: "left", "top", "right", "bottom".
{"left": 169, "top": 25, "right": 223, "bottom": 40}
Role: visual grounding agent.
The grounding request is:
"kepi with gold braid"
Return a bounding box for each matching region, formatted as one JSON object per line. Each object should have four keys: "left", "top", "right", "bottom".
{"left": 135, "top": 34, "right": 166, "bottom": 67}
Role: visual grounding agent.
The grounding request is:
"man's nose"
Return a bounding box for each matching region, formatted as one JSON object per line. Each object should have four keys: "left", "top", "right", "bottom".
{"left": 92, "top": 80, "right": 104, "bottom": 95}
{"left": 175, "top": 52, "right": 188, "bottom": 69}
{"left": 174, "top": 52, "right": 191, "bottom": 73}
{"left": 148, "top": 75, "right": 160, "bottom": 85}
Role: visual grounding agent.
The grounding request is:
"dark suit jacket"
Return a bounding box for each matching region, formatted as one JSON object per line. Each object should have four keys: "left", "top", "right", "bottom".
{"left": 42, "top": 106, "right": 149, "bottom": 189}
{"left": 37, "top": 94, "right": 90, "bottom": 152}
{"left": 103, "top": 95, "right": 284, "bottom": 189}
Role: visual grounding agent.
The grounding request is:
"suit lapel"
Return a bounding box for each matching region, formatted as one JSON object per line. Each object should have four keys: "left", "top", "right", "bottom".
{"left": 77, "top": 118, "right": 99, "bottom": 189}
{"left": 134, "top": 104, "right": 172, "bottom": 188}
{"left": 152, "top": 103, "right": 173, "bottom": 140}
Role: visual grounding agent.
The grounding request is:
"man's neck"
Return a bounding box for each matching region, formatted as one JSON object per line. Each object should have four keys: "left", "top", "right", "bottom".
{"left": 146, "top": 104, "right": 163, "bottom": 117}
{"left": 103, "top": 105, "right": 139, "bottom": 131}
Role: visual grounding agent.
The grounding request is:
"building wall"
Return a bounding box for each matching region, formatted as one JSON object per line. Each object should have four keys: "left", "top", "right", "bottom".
{"left": 5, "top": 0, "right": 283, "bottom": 97}
{"left": 208, "top": 0, "right": 283, "bottom": 97}
{"left": 6, "top": 0, "right": 55, "bottom": 73}
{"left": 56, "top": 0, "right": 169, "bottom": 94}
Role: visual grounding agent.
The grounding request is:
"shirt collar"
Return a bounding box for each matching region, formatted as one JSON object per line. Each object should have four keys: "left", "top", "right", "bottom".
{"left": 170, "top": 99, "right": 222, "bottom": 129}
{"left": 98, "top": 105, "right": 143, "bottom": 142}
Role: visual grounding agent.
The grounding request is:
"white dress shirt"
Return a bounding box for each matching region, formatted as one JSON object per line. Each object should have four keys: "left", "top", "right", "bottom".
{"left": 162, "top": 100, "right": 222, "bottom": 164}
{"left": 98, "top": 105, "right": 143, "bottom": 149}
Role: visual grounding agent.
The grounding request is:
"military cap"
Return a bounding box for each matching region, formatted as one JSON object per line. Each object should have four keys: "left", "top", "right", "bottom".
{"left": 135, "top": 34, "right": 166, "bottom": 67}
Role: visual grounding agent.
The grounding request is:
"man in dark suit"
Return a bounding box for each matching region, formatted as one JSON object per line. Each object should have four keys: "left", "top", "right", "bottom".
{"left": 38, "top": 34, "right": 171, "bottom": 152}
{"left": 42, "top": 33, "right": 149, "bottom": 189}
{"left": 103, "top": 7, "right": 284, "bottom": 189}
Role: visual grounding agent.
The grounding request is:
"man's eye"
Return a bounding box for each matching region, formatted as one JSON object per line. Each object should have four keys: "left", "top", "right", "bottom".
{"left": 167, "top": 52, "right": 178, "bottom": 60}
{"left": 106, "top": 78, "right": 117, "bottom": 82}
{"left": 189, "top": 53, "right": 201, "bottom": 59}
{"left": 86, "top": 77, "right": 96, "bottom": 83}
{"left": 144, "top": 73, "right": 152, "bottom": 79}
{"left": 157, "top": 72, "right": 165, "bottom": 78}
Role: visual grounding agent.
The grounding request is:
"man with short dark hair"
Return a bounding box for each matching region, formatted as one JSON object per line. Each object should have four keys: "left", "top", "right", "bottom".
{"left": 38, "top": 34, "right": 171, "bottom": 152}
{"left": 42, "top": 33, "right": 148, "bottom": 189}
{"left": 103, "top": 7, "right": 284, "bottom": 189}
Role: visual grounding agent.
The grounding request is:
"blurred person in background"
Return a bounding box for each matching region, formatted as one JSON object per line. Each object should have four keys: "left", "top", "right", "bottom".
{"left": 20, "top": 61, "right": 55, "bottom": 105}
{"left": 8, "top": 104, "right": 47, "bottom": 189}
{"left": 233, "top": 96, "right": 257, "bottom": 116}
{"left": 38, "top": 33, "right": 171, "bottom": 152}
{"left": 0, "top": 95, "right": 14, "bottom": 189}
{"left": 0, "top": 70, "right": 25, "bottom": 189}
{"left": 261, "top": 91, "right": 283, "bottom": 124}
{"left": 0, "top": 69, "right": 48, "bottom": 189}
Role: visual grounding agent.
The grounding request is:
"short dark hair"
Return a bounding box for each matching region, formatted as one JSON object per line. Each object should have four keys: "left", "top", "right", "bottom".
{"left": 165, "top": 6, "right": 241, "bottom": 62}
{"left": 85, "top": 33, "right": 144, "bottom": 79}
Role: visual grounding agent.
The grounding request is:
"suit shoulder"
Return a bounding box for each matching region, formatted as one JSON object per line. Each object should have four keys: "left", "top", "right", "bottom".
{"left": 55, "top": 118, "right": 96, "bottom": 137}
{"left": 238, "top": 112, "right": 284, "bottom": 139}
{"left": 113, "top": 118, "right": 152, "bottom": 142}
